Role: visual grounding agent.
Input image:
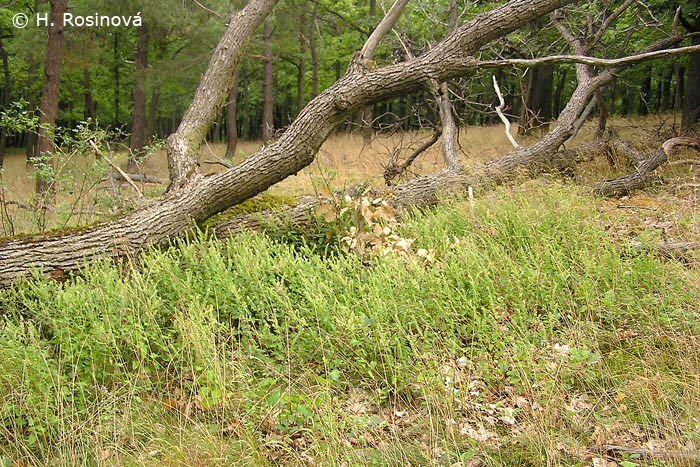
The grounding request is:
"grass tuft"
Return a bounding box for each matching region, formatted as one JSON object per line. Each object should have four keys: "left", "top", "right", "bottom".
{"left": 1, "top": 183, "right": 698, "bottom": 465}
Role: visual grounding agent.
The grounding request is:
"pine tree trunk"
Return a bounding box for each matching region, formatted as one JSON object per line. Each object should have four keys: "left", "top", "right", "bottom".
{"left": 0, "top": 38, "right": 11, "bottom": 168}
{"left": 262, "top": 20, "right": 274, "bottom": 143}
{"left": 0, "top": 0, "right": 626, "bottom": 287}
{"left": 226, "top": 70, "right": 239, "bottom": 159}
{"left": 553, "top": 66, "right": 568, "bottom": 118}
{"left": 145, "top": 85, "right": 160, "bottom": 143}
{"left": 682, "top": 36, "right": 700, "bottom": 133}
{"left": 129, "top": 23, "right": 149, "bottom": 172}
{"left": 310, "top": 5, "right": 319, "bottom": 98}
{"left": 297, "top": 11, "right": 306, "bottom": 114}
{"left": 35, "top": 0, "right": 68, "bottom": 196}
{"left": 113, "top": 33, "right": 121, "bottom": 126}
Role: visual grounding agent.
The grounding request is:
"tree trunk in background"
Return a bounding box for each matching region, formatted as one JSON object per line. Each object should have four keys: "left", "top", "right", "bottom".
{"left": 241, "top": 67, "right": 250, "bottom": 140}
{"left": 660, "top": 68, "right": 672, "bottom": 112}
{"left": 83, "top": 67, "right": 97, "bottom": 122}
{"left": 0, "top": 38, "right": 11, "bottom": 168}
{"left": 519, "top": 63, "right": 553, "bottom": 135}
{"left": 596, "top": 88, "right": 608, "bottom": 137}
{"left": 537, "top": 63, "right": 554, "bottom": 131}
{"left": 129, "top": 23, "right": 149, "bottom": 172}
{"left": 361, "top": 0, "right": 377, "bottom": 144}
{"left": 25, "top": 0, "right": 41, "bottom": 162}
{"left": 35, "top": 0, "right": 68, "bottom": 195}
{"left": 226, "top": 70, "right": 239, "bottom": 159}
{"left": 262, "top": 20, "right": 273, "bottom": 143}
{"left": 675, "top": 64, "right": 685, "bottom": 112}
{"left": 310, "top": 5, "right": 319, "bottom": 98}
{"left": 145, "top": 85, "right": 160, "bottom": 143}
{"left": 297, "top": 11, "right": 306, "bottom": 114}
{"left": 609, "top": 76, "right": 617, "bottom": 118}
{"left": 113, "top": 33, "right": 121, "bottom": 127}
{"left": 682, "top": 36, "right": 700, "bottom": 133}
{"left": 553, "top": 66, "right": 568, "bottom": 118}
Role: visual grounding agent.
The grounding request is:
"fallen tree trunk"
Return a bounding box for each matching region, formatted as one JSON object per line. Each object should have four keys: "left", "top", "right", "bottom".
{"left": 593, "top": 137, "right": 700, "bottom": 197}
{"left": 0, "top": 0, "right": 577, "bottom": 288}
{"left": 0, "top": 1, "right": 695, "bottom": 288}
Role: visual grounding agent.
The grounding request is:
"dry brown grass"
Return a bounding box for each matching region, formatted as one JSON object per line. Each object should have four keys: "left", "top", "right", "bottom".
{"left": 1, "top": 113, "right": 697, "bottom": 236}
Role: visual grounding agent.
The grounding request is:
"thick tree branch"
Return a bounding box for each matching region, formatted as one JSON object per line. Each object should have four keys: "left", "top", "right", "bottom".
{"left": 593, "top": 137, "right": 700, "bottom": 197}
{"left": 360, "top": 0, "right": 410, "bottom": 61}
{"left": 165, "top": 0, "right": 278, "bottom": 190}
{"left": 7, "top": 0, "right": 685, "bottom": 288}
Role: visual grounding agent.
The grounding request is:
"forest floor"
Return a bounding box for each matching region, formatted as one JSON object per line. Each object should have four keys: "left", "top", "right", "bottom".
{"left": 1, "top": 115, "right": 699, "bottom": 466}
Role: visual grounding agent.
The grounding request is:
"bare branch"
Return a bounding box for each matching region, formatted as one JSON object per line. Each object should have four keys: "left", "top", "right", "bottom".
{"left": 307, "top": 0, "right": 369, "bottom": 35}
{"left": 384, "top": 129, "right": 442, "bottom": 185}
{"left": 571, "top": 96, "right": 597, "bottom": 139}
{"left": 190, "top": 0, "right": 224, "bottom": 19}
{"left": 111, "top": 173, "right": 167, "bottom": 185}
{"left": 476, "top": 44, "right": 700, "bottom": 70}
{"left": 492, "top": 75, "right": 520, "bottom": 149}
{"left": 360, "top": 0, "right": 410, "bottom": 61}
{"left": 90, "top": 141, "right": 143, "bottom": 198}
{"left": 668, "top": 159, "right": 700, "bottom": 166}
{"left": 590, "top": 0, "right": 636, "bottom": 51}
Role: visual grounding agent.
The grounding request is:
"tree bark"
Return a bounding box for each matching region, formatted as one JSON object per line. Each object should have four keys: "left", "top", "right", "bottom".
{"left": 2, "top": 0, "right": 672, "bottom": 288}
{"left": 310, "top": 5, "right": 319, "bottom": 98}
{"left": 519, "top": 63, "right": 554, "bottom": 135}
{"left": 553, "top": 66, "right": 567, "bottom": 118}
{"left": 35, "top": 0, "right": 68, "bottom": 196}
{"left": 166, "top": 0, "right": 278, "bottom": 190}
{"left": 113, "top": 32, "right": 121, "bottom": 127}
{"left": 129, "top": 23, "right": 149, "bottom": 172}
{"left": 593, "top": 137, "right": 700, "bottom": 197}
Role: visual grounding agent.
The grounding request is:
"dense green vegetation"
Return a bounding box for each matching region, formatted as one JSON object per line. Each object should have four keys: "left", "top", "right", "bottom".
{"left": 1, "top": 184, "right": 698, "bottom": 465}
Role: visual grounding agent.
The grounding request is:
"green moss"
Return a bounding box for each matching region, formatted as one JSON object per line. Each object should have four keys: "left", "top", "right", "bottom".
{"left": 199, "top": 192, "right": 296, "bottom": 230}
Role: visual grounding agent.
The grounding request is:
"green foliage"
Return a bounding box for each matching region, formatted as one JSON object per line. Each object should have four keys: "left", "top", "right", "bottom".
{"left": 1, "top": 185, "right": 698, "bottom": 464}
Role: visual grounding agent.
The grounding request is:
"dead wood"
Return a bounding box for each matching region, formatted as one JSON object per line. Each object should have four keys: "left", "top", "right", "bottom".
{"left": 593, "top": 137, "right": 700, "bottom": 197}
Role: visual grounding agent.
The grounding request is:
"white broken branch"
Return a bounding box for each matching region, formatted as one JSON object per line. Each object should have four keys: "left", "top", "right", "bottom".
{"left": 492, "top": 75, "right": 520, "bottom": 149}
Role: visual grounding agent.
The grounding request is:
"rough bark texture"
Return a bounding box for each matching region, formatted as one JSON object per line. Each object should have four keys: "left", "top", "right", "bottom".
{"left": 593, "top": 137, "right": 700, "bottom": 197}
{"left": 34, "top": 0, "right": 68, "bottom": 195}
{"left": 0, "top": 0, "right": 637, "bottom": 288}
{"left": 166, "top": 0, "right": 278, "bottom": 189}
